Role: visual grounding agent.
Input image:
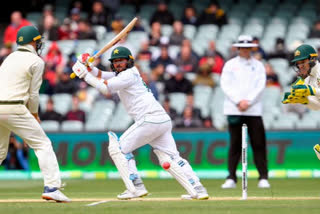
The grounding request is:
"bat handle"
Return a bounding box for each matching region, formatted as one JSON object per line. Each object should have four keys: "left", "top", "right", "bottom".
{"left": 88, "top": 56, "right": 95, "bottom": 63}
{"left": 69, "top": 56, "right": 96, "bottom": 79}
{"left": 70, "top": 72, "right": 76, "bottom": 79}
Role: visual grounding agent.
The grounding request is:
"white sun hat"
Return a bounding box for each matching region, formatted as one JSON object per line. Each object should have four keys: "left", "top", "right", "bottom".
{"left": 232, "top": 35, "right": 258, "bottom": 48}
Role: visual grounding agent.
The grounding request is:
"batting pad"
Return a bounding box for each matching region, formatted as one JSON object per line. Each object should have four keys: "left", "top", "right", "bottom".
{"left": 153, "top": 149, "right": 197, "bottom": 197}
{"left": 108, "top": 131, "right": 136, "bottom": 193}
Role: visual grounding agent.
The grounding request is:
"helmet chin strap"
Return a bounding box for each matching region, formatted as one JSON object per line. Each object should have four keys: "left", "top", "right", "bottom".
{"left": 309, "top": 57, "right": 317, "bottom": 69}
{"left": 36, "top": 40, "right": 43, "bottom": 56}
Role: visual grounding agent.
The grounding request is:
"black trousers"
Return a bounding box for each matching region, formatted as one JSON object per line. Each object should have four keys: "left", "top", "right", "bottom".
{"left": 226, "top": 115, "right": 268, "bottom": 182}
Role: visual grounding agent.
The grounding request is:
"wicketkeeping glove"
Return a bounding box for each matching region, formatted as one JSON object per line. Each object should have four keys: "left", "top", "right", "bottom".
{"left": 72, "top": 61, "right": 88, "bottom": 79}
{"left": 282, "top": 92, "right": 309, "bottom": 104}
{"left": 290, "top": 77, "right": 316, "bottom": 97}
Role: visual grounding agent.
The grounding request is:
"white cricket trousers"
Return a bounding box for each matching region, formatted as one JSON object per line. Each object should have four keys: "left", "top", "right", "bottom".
{"left": 119, "top": 113, "right": 200, "bottom": 186}
{"left": 0, "top": 111, "right": 61, "bottom": 188}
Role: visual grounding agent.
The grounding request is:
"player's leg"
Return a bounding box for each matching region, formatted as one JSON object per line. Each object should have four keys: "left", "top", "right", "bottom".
{"left": 222, "top": 116, "right": 242, "bottom": 188}
{"left": 0, "top": 124, "right": 11, "bottom": 165}
{"left": 108, "top": 130, "right": 147, "bottom": 199}
{"left": 108, "top": 121, "right": 164, "bottom": 199}
{"left": 150, "top": 121, "right": 209, "bottom": 200}
{"left": 246, "top": 116, "right": 270, "bottom": 188}
{"left": 6, "top": 113, "right": 70, "bottom": 202}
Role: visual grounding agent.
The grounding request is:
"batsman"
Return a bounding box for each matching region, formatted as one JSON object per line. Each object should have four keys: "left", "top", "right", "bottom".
{"left": 282, "top": 44, "right": 320, "bottom": 160}
{"left": 72, "top": 47, "right": 209, "bottom": 200}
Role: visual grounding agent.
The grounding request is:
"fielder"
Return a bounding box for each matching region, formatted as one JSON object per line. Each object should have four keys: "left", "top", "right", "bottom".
{"left": 0, "top": 26, "right": 70, "bottom": 202}
{"left": 72, "top": 46, "right": 209, "bottom": 200}
{"left": 282, "top": 44, "right": 320, "bottom": 160}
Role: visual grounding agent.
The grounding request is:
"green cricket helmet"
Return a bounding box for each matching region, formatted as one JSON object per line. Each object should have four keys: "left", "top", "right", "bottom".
{"left": 109, "top": 46, "right": 134, "bottom": 72}
{"left": 291, "top": 44, "right": 318, "bottom": 63}
{"left": 291, "top": 44, "right": 318, "bottom": 76}
{"left": 16, "top": 25, "right": 43, "bottom": 54}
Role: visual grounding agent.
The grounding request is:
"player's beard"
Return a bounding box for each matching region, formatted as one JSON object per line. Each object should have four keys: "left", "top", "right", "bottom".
{"left": 115, "top": 64, "right": 126, "bottom": 72}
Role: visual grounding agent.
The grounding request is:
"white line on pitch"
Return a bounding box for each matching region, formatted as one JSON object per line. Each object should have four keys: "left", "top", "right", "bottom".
{"left": 85, "top": 200, "right": 110, "bottom": 206}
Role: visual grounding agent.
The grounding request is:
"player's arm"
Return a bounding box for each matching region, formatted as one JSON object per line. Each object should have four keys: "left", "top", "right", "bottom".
{"left": 72, "top": 61, "right": 110, "bottom": 94}
{"left": 90, "top": 67, "right": 116, "bottom": 80}
{"left": 28, "top": 60, "right": 44, "bottom": 121}
{"left": 306, "top": 96, "right": 320, "bottom": 110}
{"left": 72, "top": 60, "right": 136, "bottom": 93}
{"left": 78, "top": 53, "right": 115, "bottom": 80}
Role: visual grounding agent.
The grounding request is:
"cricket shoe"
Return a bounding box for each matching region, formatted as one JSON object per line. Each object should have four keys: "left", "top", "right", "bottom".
{"left": 221, "top": 179, "right": 236, "bottom": 189}
{"left": 258, "top": 179, "right": 270, "bottom": 188}
{"left": 41, "top": 186, "right": 71, "bottom": 203}
{"left": 117, "top": 184, "right": 148, "bottom": 200}
{"left": 181, "top": 185, "right": 209, "bottom": 200}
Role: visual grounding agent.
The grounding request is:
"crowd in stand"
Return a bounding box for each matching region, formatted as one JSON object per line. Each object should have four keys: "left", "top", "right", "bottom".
{"left": 1, "top": 0, "right": 320, "bottom": 131}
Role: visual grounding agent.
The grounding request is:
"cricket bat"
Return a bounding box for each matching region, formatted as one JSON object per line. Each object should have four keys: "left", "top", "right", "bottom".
{"left": 70, "top": 17, "right": 138, "bottom": 79}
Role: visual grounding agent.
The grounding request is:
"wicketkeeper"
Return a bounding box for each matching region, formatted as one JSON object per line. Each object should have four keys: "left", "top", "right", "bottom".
{"left": 282, "top": 44, "right": 320, "bottom": 160}
{"left": 72, "top": 46, "right": 209, "bottom": 200}
{"left": 0, "top": 26, "right": 70, "bottom": 202}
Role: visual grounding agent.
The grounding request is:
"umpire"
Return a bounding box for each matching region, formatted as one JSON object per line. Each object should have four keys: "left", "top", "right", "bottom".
{"left": 220, "top": 35, "right": 270, "bottom": 189}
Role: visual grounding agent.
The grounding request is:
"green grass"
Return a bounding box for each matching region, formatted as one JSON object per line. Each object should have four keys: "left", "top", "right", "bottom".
{"left": 0, "top": 178, "right": 319, "bottom": 214}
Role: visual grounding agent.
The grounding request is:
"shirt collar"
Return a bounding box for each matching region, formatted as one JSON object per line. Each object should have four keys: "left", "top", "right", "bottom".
{"left": 238, "top": 56, "right": 253, "bottom": 63}
{"left": 17, "top": 44, "right": 37, "bottom": 55}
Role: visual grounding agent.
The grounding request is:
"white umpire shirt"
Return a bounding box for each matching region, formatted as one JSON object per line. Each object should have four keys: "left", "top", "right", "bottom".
{"left": 220, "top": 56, "right": 266, "bottom": 116}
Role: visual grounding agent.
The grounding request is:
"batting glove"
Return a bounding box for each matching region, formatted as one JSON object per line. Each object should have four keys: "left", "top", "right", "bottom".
{"left": 72, "top": 61, "right": 88, "bottom": 79}
{"left": 77, "top": 53, "right": 93, "bottom": 69}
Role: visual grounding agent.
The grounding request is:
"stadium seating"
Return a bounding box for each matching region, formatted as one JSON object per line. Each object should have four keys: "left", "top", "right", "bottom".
{"left": 169, "top": 93, "right": 187, "bottom": 115}
{"left": 183, "top": 25, "right": 197, "bottom": 40}
{"left": 210, "top": 87, "right": 226, "bottom": 130}
{"left": 93, "top": 25, "right": 107, "bottom": 41}
{"left": 52, "top": 93, "right": 72, "bottom": 115}
{"left": 107, "top": 103, "right": 133, "bottom": 131}
{"left": 262, "top": 113, "right": 275, "bottom": 130}
{"left": 271, "top": 112, "right": 299, "bottom": 130}
{"left": 56, "top": 40, "right": 77, "bottom": 56}
{"left": 75, "top": 40, "right": 97, "bottom": 55}
{"left": 85, "top": 99, "right": 116, "bottom": 131}
{"left": 26, "top": 12, "right": 42, "bottom": 26}
{"left": 194, "top": 85, "right": 213, "bottom": 118}
{"left": 161, "top": 24, "right": 173, "bottom": 37}
{"left": 296, "top": 117, "right": 318, "bottom": 129}
{"left": 61, "top": 120, "right": 84, "bottom": 132}
{"left": 138, "top": 4, "right": 156, "bottom": 21}
{"left": 39, "top": 94, "right": 49, "bottom": 113}
{"left": 41, "top": 120, "right": 60, "bottom": 132}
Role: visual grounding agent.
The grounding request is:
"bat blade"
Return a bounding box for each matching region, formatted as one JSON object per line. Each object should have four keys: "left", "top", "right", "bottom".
{"left": 70, "top": 17, "right": 138, "bottom": 79}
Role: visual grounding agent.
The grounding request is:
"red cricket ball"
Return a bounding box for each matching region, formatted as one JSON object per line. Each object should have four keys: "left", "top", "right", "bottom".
{"left": 162, "top": 162, "right": 170, "bottom": 170}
